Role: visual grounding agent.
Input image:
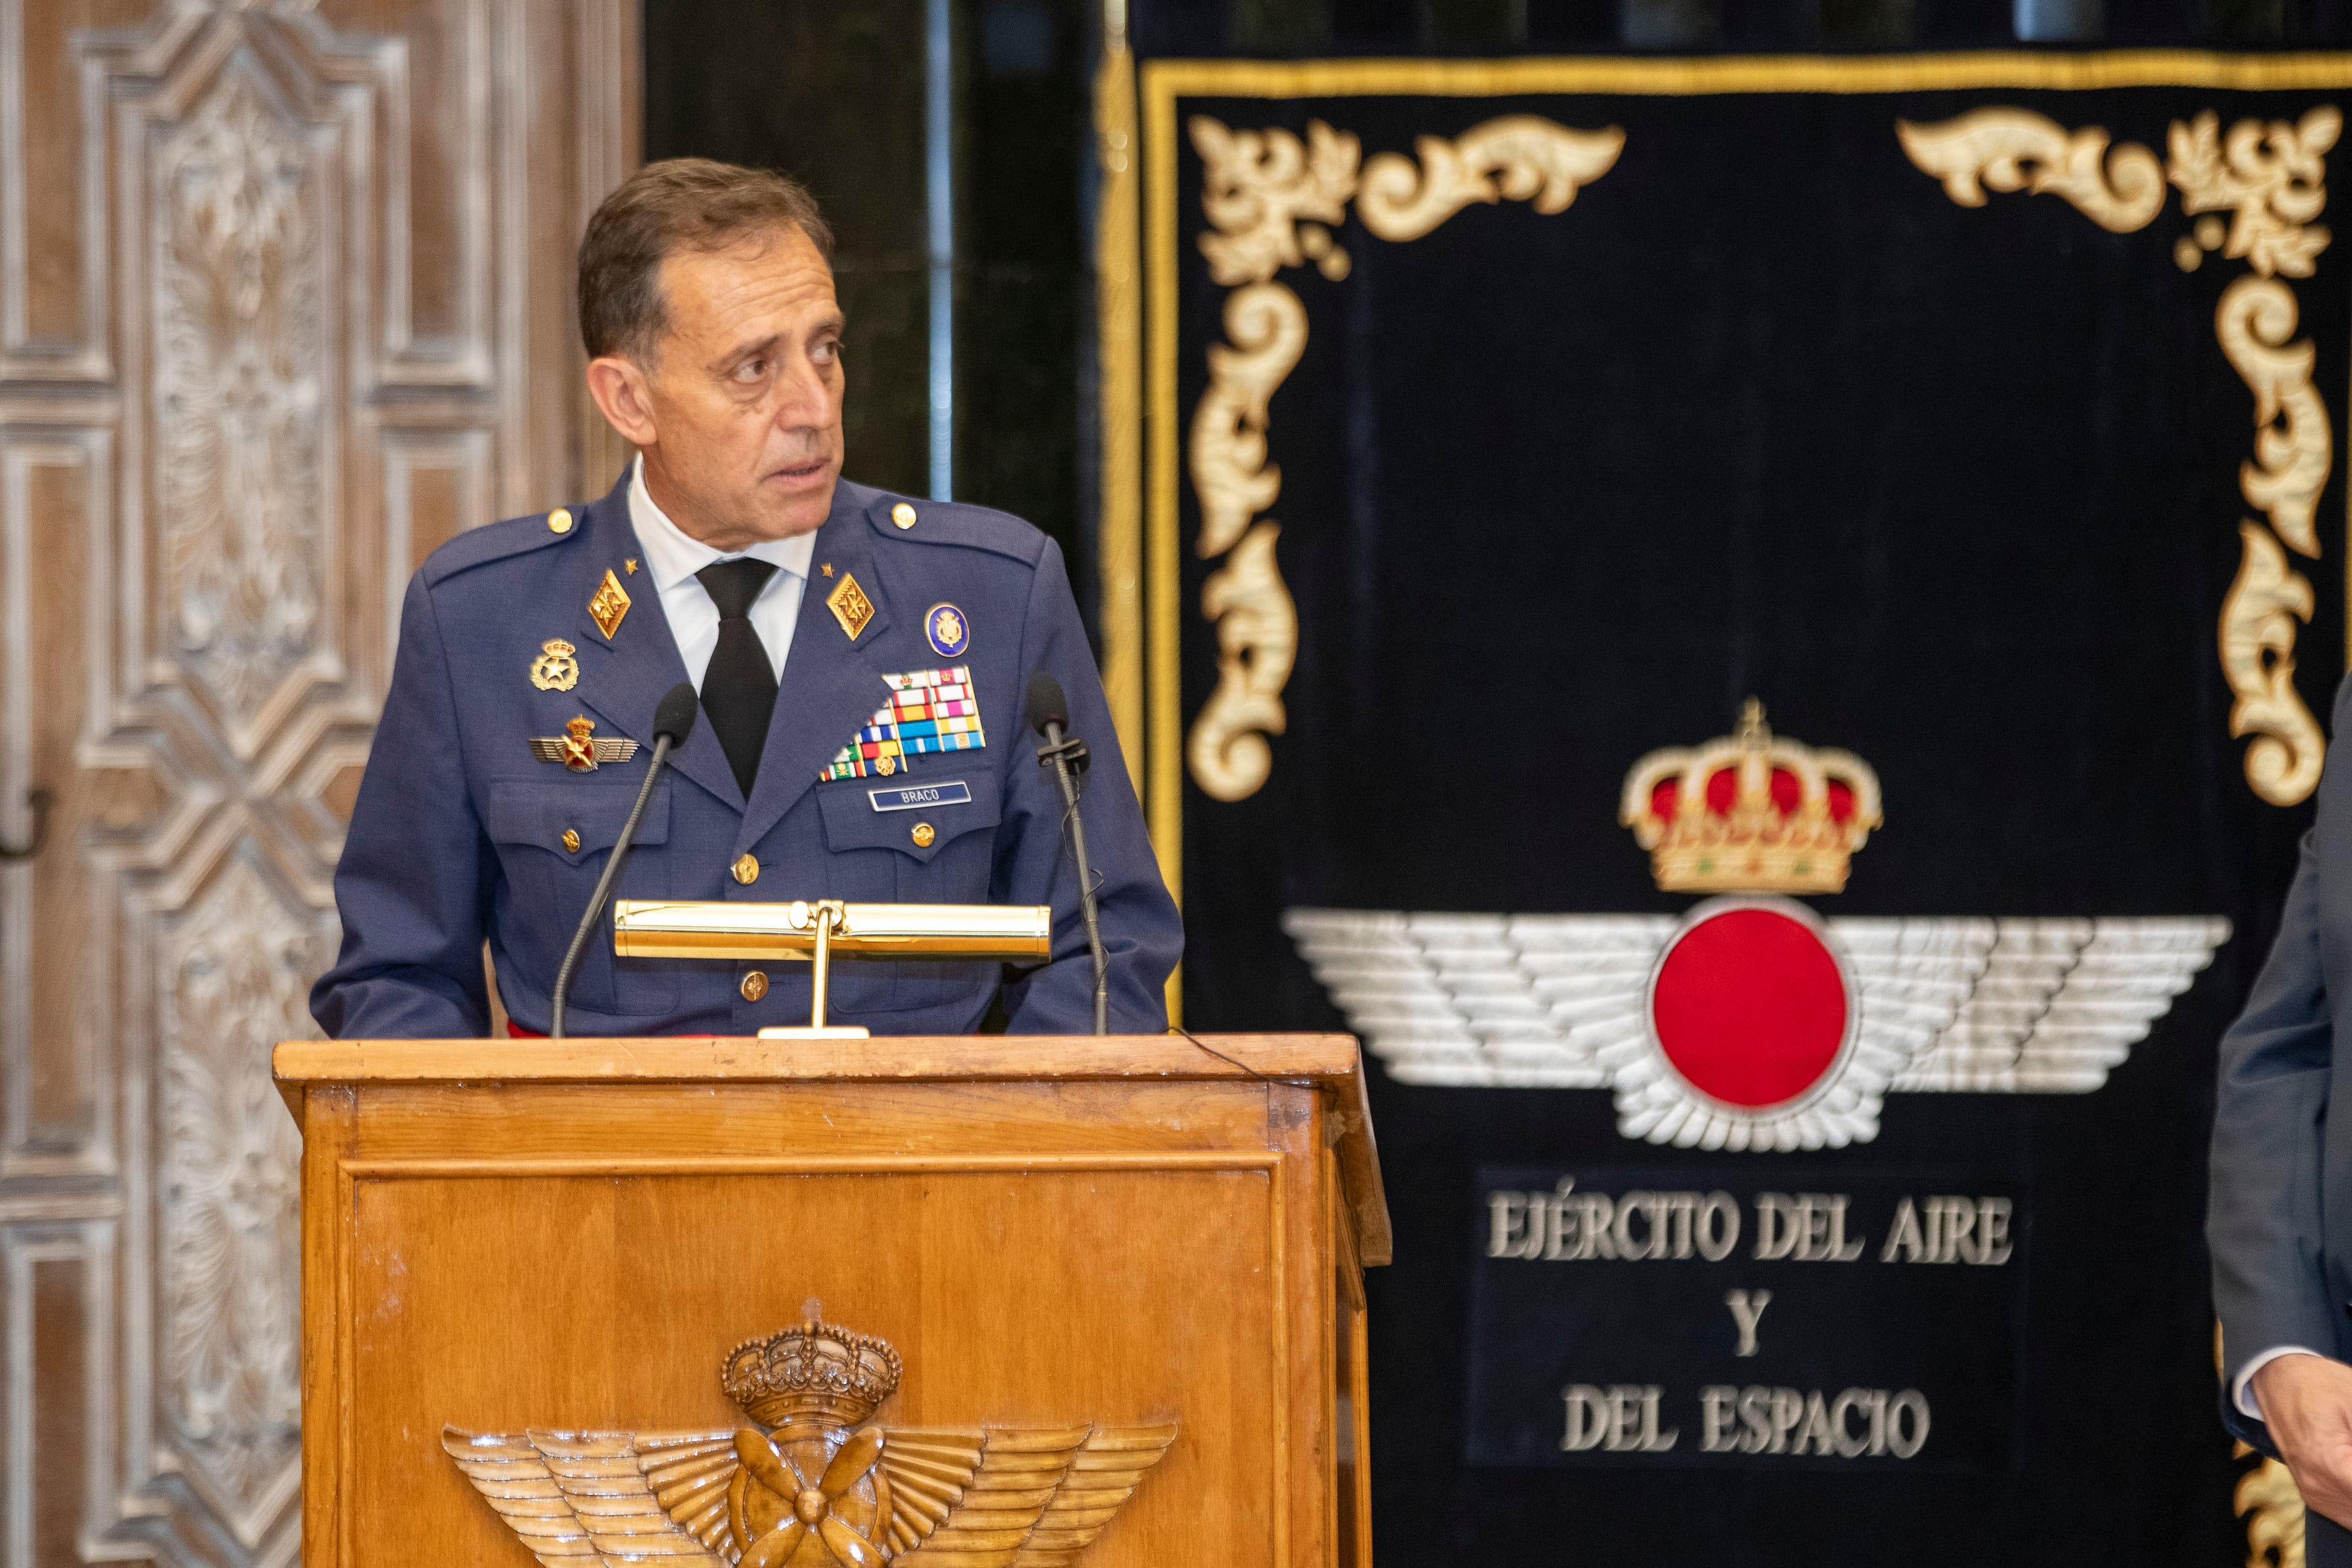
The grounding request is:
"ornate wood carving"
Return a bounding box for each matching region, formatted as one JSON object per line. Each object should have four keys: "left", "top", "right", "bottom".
{"left": 447, "top": 1308, "right": 1179, "bottom": 1568}
{"left": 0, "top": 1, "right": 636, "bottom": 1561}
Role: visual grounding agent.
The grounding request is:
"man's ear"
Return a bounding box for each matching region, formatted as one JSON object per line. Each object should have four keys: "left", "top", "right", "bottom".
{"left": 586, "top": 353, "right": 658, "bottom": 447}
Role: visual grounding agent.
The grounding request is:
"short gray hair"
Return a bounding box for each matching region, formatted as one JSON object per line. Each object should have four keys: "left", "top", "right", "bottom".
{"left": 577, "top": 157, "right": 834, "bottom": 360}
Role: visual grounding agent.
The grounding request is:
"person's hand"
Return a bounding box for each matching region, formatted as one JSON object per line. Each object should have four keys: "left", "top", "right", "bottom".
{"left": 2254, "top": 1354, "right": 2352, "bottom": 1528}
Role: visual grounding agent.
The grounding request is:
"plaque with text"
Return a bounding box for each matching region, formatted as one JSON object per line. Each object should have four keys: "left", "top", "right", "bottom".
{"left": 1466, "top": 1166, "right": 2025, "bottom": 1472}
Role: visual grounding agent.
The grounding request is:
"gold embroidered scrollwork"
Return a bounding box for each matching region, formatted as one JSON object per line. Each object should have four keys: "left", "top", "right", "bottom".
{"left": 1895, "top": 110, "right": 2167, "bottom": 232}
{"left": 1190, "top": 282, "right": 1309, "bottom": 561}
{"left": 1356, "top": 116, "right": 1626, "bottom": 242}
{"left": 1186, "top": 114, "right": 1621, "bottom": 801}
{"left": 1190, "top": 522, "right": 1297, "bottom": 801}
{"left": 2216, "top": 275, "right": 2330, "bottom": 558}
{"left": 2171, "top": 108, "right": 2339, "bottom": 280}
{"left": 1901, "top": 104, "right": 2337, "bottom": 807}
{"left": 2235, "top": 1450, "right": 2307, "bottom": 1568}
{"left": 2223, "top": 520, "right": 2325, "bottom": 807}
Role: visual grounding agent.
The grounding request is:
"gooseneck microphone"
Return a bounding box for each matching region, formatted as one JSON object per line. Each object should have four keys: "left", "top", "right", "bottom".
{"left": 550, "top": 682, "right": 699, "bottom": 1041}
{"left": 1027, "top": 672, "right": 1109, "bottom": 1036}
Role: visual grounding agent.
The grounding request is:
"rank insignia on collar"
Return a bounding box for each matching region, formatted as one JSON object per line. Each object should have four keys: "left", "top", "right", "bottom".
{"left": 827, "top": 572, "right": 876, "bottom": 640}
{"left": 925, "top": 602, "right": 971, "bottom": 658}
{"left": 588, "top": 569, "right": 631, "bottom": 640}
{"left": 530, "top": 715, "right": 638, "bottom": 772}
{"left": 529, "top": 639, "right": 579, "bottom": 692}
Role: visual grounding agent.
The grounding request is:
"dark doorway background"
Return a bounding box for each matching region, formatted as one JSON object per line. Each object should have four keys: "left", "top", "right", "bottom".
{"left": 643, "top": 0, "right": 1099, "bottom": 594}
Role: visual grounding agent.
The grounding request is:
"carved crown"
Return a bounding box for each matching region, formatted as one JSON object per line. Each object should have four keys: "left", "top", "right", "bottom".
{"left": 1618, "top": 700, "right": 1882, "bottom": 894}
{"left": 720, "top": 1308, "right": 903, "bottom": 1431}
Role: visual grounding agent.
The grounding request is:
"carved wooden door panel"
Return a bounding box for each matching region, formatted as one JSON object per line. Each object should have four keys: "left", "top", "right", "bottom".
{"left": 0, "top": 3, "right": 635, "bottom": 1562}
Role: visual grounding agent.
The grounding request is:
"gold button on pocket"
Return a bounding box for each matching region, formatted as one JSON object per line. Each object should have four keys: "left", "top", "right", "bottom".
{"left": 732, "top": 853, "right": 759, "bottom": 885}
{"left": 740, "top": 970, "right": 769, "bottom": 1002}
{"left": 561, "top": 828, "right": 580, "bottom": 853}
{"left": 911, "top": 821, "right": 935, "bottom": 848}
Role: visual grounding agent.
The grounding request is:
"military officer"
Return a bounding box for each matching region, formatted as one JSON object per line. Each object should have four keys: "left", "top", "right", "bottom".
{"left": 309, "top": 158, "right": 1180, "bottom": 1038}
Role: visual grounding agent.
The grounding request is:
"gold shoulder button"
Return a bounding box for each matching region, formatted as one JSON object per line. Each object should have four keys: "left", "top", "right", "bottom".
{"left": 547, "top": 507, "right": 573, "bottom": 534}
{"left": 892, "top": 503, "right": 917, "bottom": 529}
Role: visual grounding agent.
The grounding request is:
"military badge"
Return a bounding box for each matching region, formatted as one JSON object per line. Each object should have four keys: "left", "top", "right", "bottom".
{"left": 819, "top": 666, "right": 986, "bottom": 781}
{"left": 446, "top": 1305, "right": 1174, "bottom": 1568}
{"left": 1287, "top": 702, "right": 2231, "bottom": 1151}
{"left": 827, "top": 572, "right": 876, "bottom": 640}
{"left": 925, "top": 601, "right": 971, "bottom": 658}
{"left": 588, "top": 569, "right": 631, "bottom": 640}
{"left": 530, "top": 715, "right": 638, "bottom": 773}
{"left": 528, "top": 638, "right": 579, "bottom": 692}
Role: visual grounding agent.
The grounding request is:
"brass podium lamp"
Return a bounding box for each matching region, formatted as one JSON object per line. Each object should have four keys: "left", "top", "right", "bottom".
{"left": 611, "top": 900, "right": 1052, "bottom": 1038}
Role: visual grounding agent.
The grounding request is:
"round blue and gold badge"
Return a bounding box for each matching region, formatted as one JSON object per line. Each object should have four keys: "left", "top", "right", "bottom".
{"left": 925, "top": 602, "right": 971, "bottom": 658}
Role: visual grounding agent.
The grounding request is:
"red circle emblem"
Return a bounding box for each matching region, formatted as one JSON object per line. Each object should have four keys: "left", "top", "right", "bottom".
{"left": 1650, "top": 904, "right": 1849, "bottom": 1109}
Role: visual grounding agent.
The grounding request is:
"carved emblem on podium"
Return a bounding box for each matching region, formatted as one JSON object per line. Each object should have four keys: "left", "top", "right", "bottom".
{"left": 445, "top": 1303, "right": 1177, "bottom": 1567}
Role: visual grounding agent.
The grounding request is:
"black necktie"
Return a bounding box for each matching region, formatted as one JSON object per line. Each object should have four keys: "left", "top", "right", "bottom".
{"left": 696, "top": 558, "right": 781, "bottom": 799}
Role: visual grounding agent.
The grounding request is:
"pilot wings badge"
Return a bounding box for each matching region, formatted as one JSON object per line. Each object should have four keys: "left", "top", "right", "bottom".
{"left": 529, "top": 715, "right": 638, "bottom": 773}
{"left": 445, "top": 1304, "right": 1176, "bottom": 1568}
{"left": 1288, "top": 702, "right": 2231, "bottom": 1153}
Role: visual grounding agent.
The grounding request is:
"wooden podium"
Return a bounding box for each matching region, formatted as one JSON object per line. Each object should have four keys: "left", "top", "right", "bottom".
{"left": 272, "top": 1034, "right": 1388, "bottom": 1568}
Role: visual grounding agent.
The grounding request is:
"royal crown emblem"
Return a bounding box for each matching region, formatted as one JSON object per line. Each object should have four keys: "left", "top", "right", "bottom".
{"left": 446, "top": 1302, "right": 1176, "bottom": 1567}
{"left": 722, "top": 1316, "right": 903, "bottom": 1432}
{"left": 1618, "top": 699, "right": 1883, "bottom": 894}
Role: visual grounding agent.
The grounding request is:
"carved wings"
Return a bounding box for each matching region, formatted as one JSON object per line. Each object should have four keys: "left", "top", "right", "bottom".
{"left": 1283, "top": 908, "right": 2229, "bottom": 1146}
{"left": 444, "top": 1422, "right": 1178, "bottom": 1568}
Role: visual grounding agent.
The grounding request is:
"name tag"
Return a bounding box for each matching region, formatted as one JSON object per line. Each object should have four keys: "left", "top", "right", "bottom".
{"left": 868, "top": 780, "right": 971, "bottom": 813}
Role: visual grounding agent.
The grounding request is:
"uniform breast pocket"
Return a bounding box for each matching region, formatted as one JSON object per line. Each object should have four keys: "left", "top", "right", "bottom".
{"left": 484, "top": 779, "right": 676, "bottom": 1016}
{"left": 816, "top": 771, "right": 1004, "bottom": 1013}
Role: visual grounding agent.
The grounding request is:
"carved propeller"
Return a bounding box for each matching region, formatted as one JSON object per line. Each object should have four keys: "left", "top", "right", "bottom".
{"left": 731, "top": 1426, "right": 886, "bottom": 1568}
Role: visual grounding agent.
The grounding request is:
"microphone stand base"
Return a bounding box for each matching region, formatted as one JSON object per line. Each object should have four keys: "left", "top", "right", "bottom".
{"left": 755, "top": 1025, "right": 873, "bottom": 1040}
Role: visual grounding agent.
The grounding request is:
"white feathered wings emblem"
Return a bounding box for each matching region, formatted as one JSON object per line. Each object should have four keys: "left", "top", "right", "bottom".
{"left": 1285, "top": 704, "right": 2230, "bottom": 1150}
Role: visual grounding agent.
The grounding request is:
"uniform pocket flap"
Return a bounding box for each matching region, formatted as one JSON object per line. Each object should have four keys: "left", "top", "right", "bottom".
{"left": 486, "top": 779, "right": 672, "bottom": 864}
{"left": 817, "top": 770, "right": 1000, "bottom": 864}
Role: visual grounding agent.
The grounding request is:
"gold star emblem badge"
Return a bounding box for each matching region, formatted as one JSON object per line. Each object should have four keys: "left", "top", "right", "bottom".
{"left": 826, "top": 572, "right": 876, "bottom": 641}
{"left": 529, "top": 638, "right": 579, "bottom": 692}
{"left": 588, "top": 570, "right": 631, "bottom": 640}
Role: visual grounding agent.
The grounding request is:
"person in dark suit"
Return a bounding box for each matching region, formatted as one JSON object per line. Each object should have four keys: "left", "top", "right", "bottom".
{"left": 309, "top": 159, "right": 1179, "bottom": 1038}
{"left": 2214, "top": 678, "right": 2352, "bottom": 1560}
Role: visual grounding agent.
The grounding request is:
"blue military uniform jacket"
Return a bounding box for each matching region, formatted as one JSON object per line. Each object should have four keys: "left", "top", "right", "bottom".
{"left": 309, "top": 471, "right": 1180, "bottom": 1038}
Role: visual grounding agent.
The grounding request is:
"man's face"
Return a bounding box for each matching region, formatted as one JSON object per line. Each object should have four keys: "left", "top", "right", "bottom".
{"left": 618, "top": 224, "right": 846, "bottom": 546}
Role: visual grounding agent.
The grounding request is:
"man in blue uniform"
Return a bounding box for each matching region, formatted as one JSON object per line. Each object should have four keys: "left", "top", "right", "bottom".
{"left": 310, "top": 159, "right": 1179, "bottom": 1038}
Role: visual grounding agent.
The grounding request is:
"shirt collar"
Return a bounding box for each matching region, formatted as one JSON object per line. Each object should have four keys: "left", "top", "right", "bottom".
{"left": 627, "top": 455, "right": 818, "bottom": 591}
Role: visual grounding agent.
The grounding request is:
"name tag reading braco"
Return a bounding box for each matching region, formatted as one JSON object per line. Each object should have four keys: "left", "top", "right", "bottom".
{"left": 869, "top": 780, "right": 971, "bottom": 813}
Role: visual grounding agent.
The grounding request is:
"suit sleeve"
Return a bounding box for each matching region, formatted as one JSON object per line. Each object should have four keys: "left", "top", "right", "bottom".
{"left": 307, "top": 572, "right": 496, "bottom": 1039}
{"left": 2211, "top": 819, "right": 2339, "bottom": 1454}
{"left": 992, "top": 538, "right": 1181, "bottom": 1033}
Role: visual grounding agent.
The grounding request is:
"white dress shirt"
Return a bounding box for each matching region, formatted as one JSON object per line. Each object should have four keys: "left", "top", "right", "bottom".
{"left": 627, "top": 457, "right": 815, "bottom": 690}
{"left": 2236, "top": 1345, "right": 2325, "bottom": 1419}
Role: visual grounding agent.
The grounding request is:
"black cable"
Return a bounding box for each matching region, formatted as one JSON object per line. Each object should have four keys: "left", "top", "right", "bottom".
{"left": 1168, "top": 1022, "right": 1277, "bottom": 1084}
